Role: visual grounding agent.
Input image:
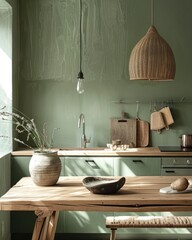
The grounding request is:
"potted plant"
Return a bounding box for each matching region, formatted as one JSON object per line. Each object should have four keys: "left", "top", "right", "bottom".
{"left": 0, "top": 106, "right": 61, "bottom": 186}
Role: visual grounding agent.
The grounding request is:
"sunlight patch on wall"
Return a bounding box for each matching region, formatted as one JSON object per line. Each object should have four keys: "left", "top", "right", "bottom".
{"left": 0, "top": 1, "right": 12, "bottom": 154}
{"left": 0, "top": 48, "right": 12, "bottom": 105}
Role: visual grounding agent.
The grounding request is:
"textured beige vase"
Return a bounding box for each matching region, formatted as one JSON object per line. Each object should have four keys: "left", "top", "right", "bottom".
{"left": 29, "top": 151, "right": 61, "bottom": 186}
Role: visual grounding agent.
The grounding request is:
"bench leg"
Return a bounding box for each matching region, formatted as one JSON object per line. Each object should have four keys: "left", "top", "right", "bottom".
{"left": 110, "top": 229, "right": 116, "bottom": 240}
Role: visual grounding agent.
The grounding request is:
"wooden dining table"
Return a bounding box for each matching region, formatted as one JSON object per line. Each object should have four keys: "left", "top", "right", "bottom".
{"left": 1, "top": 176, "right": 192, "bottom": 240}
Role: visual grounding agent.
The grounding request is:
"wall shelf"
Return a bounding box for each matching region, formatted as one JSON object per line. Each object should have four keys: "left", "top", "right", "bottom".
{"left": 111, "top": 97, "right": 192, "bottom": 105}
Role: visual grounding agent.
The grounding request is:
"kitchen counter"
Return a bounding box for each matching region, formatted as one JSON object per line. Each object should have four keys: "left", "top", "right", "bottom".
{"left": 11, "top": 147, "right": 192, "bottom": 157}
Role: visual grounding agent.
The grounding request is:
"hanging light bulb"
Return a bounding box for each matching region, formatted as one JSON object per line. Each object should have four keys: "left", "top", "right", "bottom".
{"left": 77, "top": 0, "right": 85, "bottom": 94}
{"left": 77, "top": 71, "right": 84, "bottom": 94}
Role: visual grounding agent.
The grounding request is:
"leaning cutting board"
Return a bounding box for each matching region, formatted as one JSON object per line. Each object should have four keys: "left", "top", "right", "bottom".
{"left": 136, "top": 119, "right": 150, "bottom": 147}
{"left": 110, "top": 118, "right": 137, "bottom": 146}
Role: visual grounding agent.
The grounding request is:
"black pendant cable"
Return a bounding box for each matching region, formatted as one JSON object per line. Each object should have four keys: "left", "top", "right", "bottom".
{"left": 77, "top": 0, "right": 84, "bottom": 94}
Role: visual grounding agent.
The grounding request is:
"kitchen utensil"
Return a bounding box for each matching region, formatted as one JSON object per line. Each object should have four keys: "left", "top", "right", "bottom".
{"left": 82, "top": 176, "right": 126, "bottom": 194}
{"left": 137, "top": 119, "right": 150, "bottom": 147}
{"left": 180, "top": 134, "right": 192, "bottom": 148}
{"left": 110, "top": 114, "right": 137, "bottom": 146}
{"left": 150, "top": 111, "right": 166, "bottom": 132}
{"left": 159, "top": 106, "right": 174, "bottom": 128}
{"left": 135, "top": 101, "right": 150, "bottom": 147}
{"left": 106, "top": 143, "right": 129, "bottom": 151}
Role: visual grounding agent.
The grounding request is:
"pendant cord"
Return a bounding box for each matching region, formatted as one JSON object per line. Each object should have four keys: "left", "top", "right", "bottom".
{"left": 79, "top": 0, "right": 82, "bottom": 72}
{"left": 151, "top": 0, "right": 154, "bottom": 26}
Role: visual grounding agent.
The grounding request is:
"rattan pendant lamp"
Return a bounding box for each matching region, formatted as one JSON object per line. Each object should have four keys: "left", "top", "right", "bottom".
{"left": 129, "top": 0, "right": 176, "bottom": 81}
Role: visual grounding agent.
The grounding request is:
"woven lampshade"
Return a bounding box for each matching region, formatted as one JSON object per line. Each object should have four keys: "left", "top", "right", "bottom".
{"left": 129, "top": 25, "right": 176, "bottom": 80}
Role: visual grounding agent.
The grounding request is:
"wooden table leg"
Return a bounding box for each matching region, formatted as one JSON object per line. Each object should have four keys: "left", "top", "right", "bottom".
{"left": 47, "top": 211, "right": 59, "bottom": 240}
{"left": 32, "top": 208, "right": 59, "bottom": 240}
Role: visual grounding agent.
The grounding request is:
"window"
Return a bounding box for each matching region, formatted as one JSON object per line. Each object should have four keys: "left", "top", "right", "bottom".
{"left": 0, "top": 1, "right": 12, "bottom": 154}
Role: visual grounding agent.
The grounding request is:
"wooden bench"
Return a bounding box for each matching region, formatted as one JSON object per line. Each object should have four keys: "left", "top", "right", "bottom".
{"left": 106, "top": 216, "right": 192, "bottom": 240}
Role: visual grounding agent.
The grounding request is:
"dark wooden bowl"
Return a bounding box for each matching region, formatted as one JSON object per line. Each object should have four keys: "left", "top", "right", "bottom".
{"left": 82, "top": 176, "right": 126, "bottom": 194}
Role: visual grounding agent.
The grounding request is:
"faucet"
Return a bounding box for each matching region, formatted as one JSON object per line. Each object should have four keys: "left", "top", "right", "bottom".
{"left": 78, "top": 113, "right": 90, "bottom": 148}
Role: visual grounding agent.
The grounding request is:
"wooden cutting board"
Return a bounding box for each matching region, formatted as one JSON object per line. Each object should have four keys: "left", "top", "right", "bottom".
{"left": 136, "top": 119, "right": 150, "bottom": 147}
{"left": 110, "top": 118, "right": 137, "bottom": 146}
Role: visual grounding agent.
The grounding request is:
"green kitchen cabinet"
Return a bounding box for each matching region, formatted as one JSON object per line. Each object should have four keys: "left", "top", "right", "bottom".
{"left": 11, "top": 156, "right": 31, "bottom": 185}
{"left": 61, "top": 156, "right": 114, "bottom": 234}
{"left": 113, "top": 157, "right": 161, "bottom": 176}
{"left": 64, "top": 156, "right": 114, "bottom": 176}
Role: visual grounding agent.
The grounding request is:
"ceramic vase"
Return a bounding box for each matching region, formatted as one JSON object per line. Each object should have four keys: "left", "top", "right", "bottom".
{"left": 29, "top": 151, "right": 61, "bottom": 186}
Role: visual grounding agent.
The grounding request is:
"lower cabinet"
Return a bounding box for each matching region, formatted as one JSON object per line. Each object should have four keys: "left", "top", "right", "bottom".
{"left": 11, "top": 156, "right": 31, "bottom": 185}
{"left": 60, "top": 156, "right": 162, "bottom": 234}
{"left": 58, "top": 156, "right": 114, "bottom": 234}
{"left": 64, "top": 156, "right": 114, "bottom": 176}
{"left": 113, "top": 157, "right": 161, "bottom": 176}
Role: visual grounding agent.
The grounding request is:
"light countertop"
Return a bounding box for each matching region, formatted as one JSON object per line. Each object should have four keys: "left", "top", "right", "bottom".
{"left": 11, "top": 147, "right": 192, "bottom": 157}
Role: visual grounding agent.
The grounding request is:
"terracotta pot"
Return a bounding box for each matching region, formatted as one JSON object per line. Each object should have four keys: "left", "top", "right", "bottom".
{"left": 29, "top": 151, "right": 61, "bottom": 186}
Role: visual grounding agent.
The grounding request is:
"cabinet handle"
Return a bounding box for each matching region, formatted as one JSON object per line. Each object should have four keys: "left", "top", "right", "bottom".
{"left": 85, "top": 160, "right": 100, "bottom": 169}
{"left": 165, "top": 170, "right": 175, "bottom": 173}
{"left": 132, "top": 159, "right": 143, "bottom": 164}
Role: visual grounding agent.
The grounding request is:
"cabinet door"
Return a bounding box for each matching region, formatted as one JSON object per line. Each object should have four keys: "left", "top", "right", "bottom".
{"left": 64, "top": 157, "right": 113, "bottom": 176}
{"left": 114, "top": 157, "right": 161, "bottom": 176}
{"left": 11, "top": 156, "right": 31, "bottom": 185}
{"left": 61, "top": 157, "right": 113, "bottom": 234}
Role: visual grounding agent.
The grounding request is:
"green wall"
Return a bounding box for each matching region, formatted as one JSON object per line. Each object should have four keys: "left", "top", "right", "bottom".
{"left": 16, "top": 0, "right": 192, "bottom": 149}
